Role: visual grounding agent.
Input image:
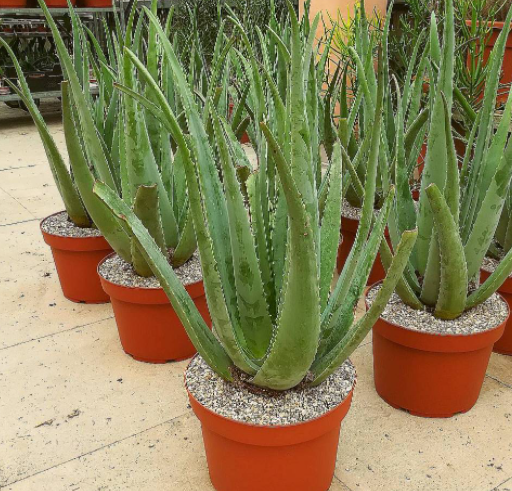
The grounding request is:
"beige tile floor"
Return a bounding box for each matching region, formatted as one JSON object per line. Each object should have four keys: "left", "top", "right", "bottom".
{"left": 0, "top": 101, "right": 511, "bottom": 491}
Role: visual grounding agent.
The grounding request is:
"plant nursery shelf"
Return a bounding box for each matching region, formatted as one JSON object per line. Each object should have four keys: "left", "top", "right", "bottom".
{"left": 0, "top": 1, "right": 175, "bottom": 15}
{"left": 0, "top": 86, "right": 98, "bottom": 102}
{"left": 0, "top": 7, "right": 113, "bottom": 14}
{"left": 0, "top": 31, "right": 58, "bottom": 37}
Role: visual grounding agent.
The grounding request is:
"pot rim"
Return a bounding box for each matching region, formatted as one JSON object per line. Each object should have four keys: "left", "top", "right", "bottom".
{"left": 40, "top": 210, "right": 99, "bottom": 239}
{"left": 366, "top": 280, "right": 509, "bottom": 337}
{"left": 97, "top": 251, "right": 204, "bottom": 294}
{"left": 465, "top": 20, "right": 512, "bottom": 29}
{"left": 481, "top": 267, "right": 512, "bottom": 294}
{"left": 184, "top": 354, "right": 356, "bottom": 432}
{"left": 367, "top": 282, "right": 509, "bottom": 353}
{"left": 40, "top": 211, "right": 110, "bottom": 251}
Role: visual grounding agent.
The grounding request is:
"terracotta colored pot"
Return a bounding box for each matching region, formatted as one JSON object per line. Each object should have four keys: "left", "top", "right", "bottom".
{"left": 40, "top": 213, "right": 112, "bottom": 304}
{"left": 370, "top": 289, "right": 508, "bottom": 418}
{"left": 99, "top": 254, "right": 211, "bottom": 363}
{"left": 0, "top": 0, "right": 26, "bottom": 6}
{"left": 187, "top": 377, "right": 354, "bottom": 491}
{"left": 81, "top": 0, "right": 111, "bottom": 6}
{"left": 466, "top": 20, "right": 512, "bottom": 104}
{"left": 481, "top": 269, "right": 512, "bottom": 355}
{"left": 336, "top": 214, "right": 388, "bottom": 285}
{"left": 44, "top": 0, "right": 75, "bottom": 7}
{"left": 228, "top": 102, "right": 250, "bottom": 144}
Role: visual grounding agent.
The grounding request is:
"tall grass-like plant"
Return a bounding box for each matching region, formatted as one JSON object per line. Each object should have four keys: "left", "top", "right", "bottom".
{"left": 386, "top": 0, "right": 512, "bottom": 319}
{"left": 96, "top": 3, "right": 417, "bottom": 390}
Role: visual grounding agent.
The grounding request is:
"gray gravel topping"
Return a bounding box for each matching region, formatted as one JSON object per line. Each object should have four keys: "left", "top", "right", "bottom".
{"left": 342, "top": 200, "right": 364, "bottom": 221}
{"left": 367, "top": 285, "right": 509, "bottom": 335}
{"left": 98, "top": 252, "right": 203, "bottom": 288}
{"left": 186, "top": 355, "right": 356, "bottom": 426}
{"left": 482, "top": 256, "right": 512, "bottom": 279}
{"left": 41, "top": 211, "right": 101, "bottom": 238}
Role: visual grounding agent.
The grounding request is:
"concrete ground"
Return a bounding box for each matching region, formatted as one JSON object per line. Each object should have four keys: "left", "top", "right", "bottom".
{"left": 0, "top": 100, "right": 511, "bottom": 491}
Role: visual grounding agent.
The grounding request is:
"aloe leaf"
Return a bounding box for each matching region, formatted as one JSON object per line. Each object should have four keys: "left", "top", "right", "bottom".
{"left": 310, "top": 228, "right": 418, "bottom": 386}
{"left": 37, "top": 0, "right": 117, "bottom": 194}
{"left": 253, "top": 122, "right": 319, "bottom": 390}
{"left": 94, "top": 181, "right": 233, "bottom": 380}
{"left": 317, "top": 187, "right": 396, "bottom": 359}
{"left": 319, "top": 141, "right": 343, "bottom": 310}
{"left": 321, "top": 50, "right": 384, "bottom": 331}
{"left": 464, "top": 139, "right": 512, "bottom": 280}
{"left": 442, "top": 93, "right": 459, "bottom": 221}
{"left": 130, "top": 185, "right": 167, "bottom": 277}
{"left": 0, "top": 43, "right": 90, "bottom": 228}
{"left": 466, "top": 247, "right": 512, "bottom": 309}
{"left": 287, "top": 1, "right": 318, "bottom": 245}
{"left": 425, "top": 184, "right": 467, "bottom": 319}
{"left": 460, "top": 7, "right": 512, "bottom": 240}
{"left": 172, "top": 206, "right": 196, "bottom": 268}
{"left": 122, "top": 49, "right": 178, "bottom": 248}
{"left": 379, "top": 240, "right": 423, "bottom": 309}
{"left": 61, "top": 83, "right": 132, "bottom": 262}
{"left": 416, "top": 0, "right": 455, "bottom": 275}
{"left": 212, "top": 111, "right": 273, "bottom": 360}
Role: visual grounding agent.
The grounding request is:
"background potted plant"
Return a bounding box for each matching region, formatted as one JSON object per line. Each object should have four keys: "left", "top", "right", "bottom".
{"left": 332, "top": 2, "right": 428, "bottom": 284}
{"left": 482, "top": 182, "right": 512, "bottom": 355}
{"left": 0, "top": 37, "right": 112, "bottom": 304}
{"left": 370, "top": 0, "right": 512, "bottom": 418}
{"left": 467, "top": 0, "right": 512, "bottom": 105}
{"left": 95, "top": 4, "right": 417, "bottom": 490}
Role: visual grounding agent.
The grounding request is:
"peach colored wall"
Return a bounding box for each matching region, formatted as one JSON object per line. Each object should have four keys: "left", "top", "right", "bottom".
{"left": 301, "top": 0, "right": 388, "bottom": 19}
{"left": 300, "top": 0, "right": 388, "bottom": 27}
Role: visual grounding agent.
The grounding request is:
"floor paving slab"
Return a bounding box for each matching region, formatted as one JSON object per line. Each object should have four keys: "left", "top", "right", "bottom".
{"left": 0, "top": 189, "right": 35, "bottom": 226}
{"left": 0, "top": 220, "right": 112, "bottom": 349}
{"left": 336, "top": 344, "right": 512, "bottom": 491}
{"left": 4, "top": 184, "right": 62, "bottom": 221}
{"left": 0, "top": 318, "right": 191, "bottom": 487}
{"left": 3, "top": 412, "right": 356, "bottom": 491}
{"left": 494, "top": 476, "right": 512, "bottom": 490}
{"left": 488, "top": 352, "right": 512, "bottom": 388}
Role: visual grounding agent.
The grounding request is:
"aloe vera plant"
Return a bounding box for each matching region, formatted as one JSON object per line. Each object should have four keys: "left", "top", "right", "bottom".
{"left": 5, "top": 0, "right": 208, "bottom": 277}
{"left": 387, "top": 0, "right": 512, "bottom": 320}
{"left": 95, "top": 3, "right": 417, "bottom": 390}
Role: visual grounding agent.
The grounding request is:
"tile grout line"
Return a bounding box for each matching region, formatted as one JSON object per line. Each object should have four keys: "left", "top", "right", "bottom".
{"left": 490, "top": 475, "right": 512, "bottom": 491}
{"left": 333, "top": 473, "right": 355, "bottom": 491}
{"left": 0, "top": 316, "right": 114, "bottom": 352}
{"left": 0, "top": 165, "right": 35, "bottom": 173}
{"left": 3, "top": 411, "right": 191, "bottom": 488}
{"left": 0, "top": 217, "right": 40, "bottom": 228}
{"left": 0, "top": 187, "right": 37, "bottom": 219}
{"left": 486, "top": 374, "right": 512, "bottom": 390}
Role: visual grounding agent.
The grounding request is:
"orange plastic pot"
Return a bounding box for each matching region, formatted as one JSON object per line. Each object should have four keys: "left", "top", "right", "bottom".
{"left": 44, "top": 0, "right": 75, "bottom": 6}
{"left": 99, "top": 254, "right": 211, "bottom": 363}
{"left": 40, "top": 213, "right": 112, "bottom": 304}
{"left": 0, "top": 0, "right": 27, "bottom": 7}
{"left": 481, "top": 269, "right": 512, "bottom": 355}
{"left": 81, "top": 0, "right": 111, "bottom": 6}
{"left": 187, "top": 376, "right": 354, "bottom": 491}
{"left": 228, "top": 102, "right": 250, "bottom": 144}
{"left": 336, "top": 215, "right": 389, "bottom": 285}
{"left": 370, "top": 290, "right": 508, "bottom": 418}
